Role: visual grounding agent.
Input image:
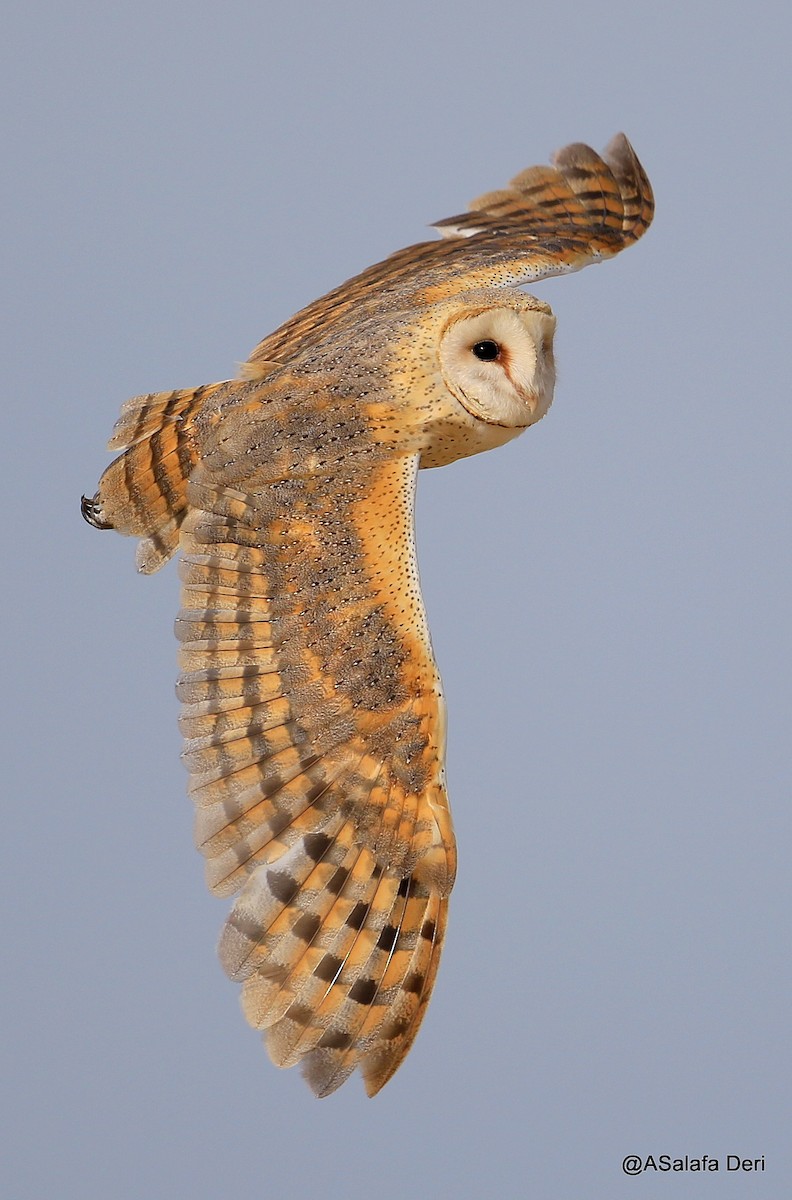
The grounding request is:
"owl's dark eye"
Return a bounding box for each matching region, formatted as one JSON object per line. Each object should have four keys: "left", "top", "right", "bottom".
{"left": 471, "top": 339, "right": 500, "bottom": 362}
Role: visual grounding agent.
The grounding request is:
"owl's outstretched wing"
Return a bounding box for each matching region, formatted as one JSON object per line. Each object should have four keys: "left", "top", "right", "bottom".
{"left": 177, "top": 390, "right": 454, "bottom": 1096}
{"left": 247, "top": 133, "right": 653, "bottom": 370}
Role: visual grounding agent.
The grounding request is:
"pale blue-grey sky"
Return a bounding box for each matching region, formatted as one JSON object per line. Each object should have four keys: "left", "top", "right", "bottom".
{"left": 2, "top": 2, "right": 789, "bottom": 1197}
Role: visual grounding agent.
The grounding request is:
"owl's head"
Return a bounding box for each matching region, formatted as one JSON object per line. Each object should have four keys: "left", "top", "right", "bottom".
{"left": 383, "top": 292, "right": 556, "bottom": 468}
{"left": 437, "top": 300, "right": 556, "bottom": 429}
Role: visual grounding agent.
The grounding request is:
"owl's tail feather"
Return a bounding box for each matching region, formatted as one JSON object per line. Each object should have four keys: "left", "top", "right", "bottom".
{"left": 81, "top": 380, "right": 235, "bottom": 573}
{"left": 220, "top": 812, "right": 447, "bottom": 1097}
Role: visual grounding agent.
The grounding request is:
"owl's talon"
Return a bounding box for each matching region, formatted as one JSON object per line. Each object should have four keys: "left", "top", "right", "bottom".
{"left": 81, "top": 493, "right": 113, "bottom": 530}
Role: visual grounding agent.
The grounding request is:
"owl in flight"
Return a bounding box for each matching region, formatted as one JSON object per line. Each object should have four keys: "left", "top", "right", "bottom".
{"left": 82, "top": 134, "right": 653, "bottom": 1097}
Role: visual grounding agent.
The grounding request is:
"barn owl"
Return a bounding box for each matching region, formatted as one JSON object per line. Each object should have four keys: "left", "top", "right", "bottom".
{"left": 82, "top": 134, "right": 653, "bottom": 1097}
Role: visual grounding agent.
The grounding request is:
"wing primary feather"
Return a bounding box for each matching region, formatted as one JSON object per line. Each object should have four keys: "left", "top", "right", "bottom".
{"left": 245, "top": 764, "right": 389, "bottom": 1015}
{"left": 302, "top": 869, "right": 414, "bottom": 1096}
{"left": 240, "top": 833, "right": 375, "bottom": 1034}
{"left": 362, "top": 889, "right": 448, "bottom": 1096}
{"left": 267, "top": 860, "right": 389, "bottom": 1073}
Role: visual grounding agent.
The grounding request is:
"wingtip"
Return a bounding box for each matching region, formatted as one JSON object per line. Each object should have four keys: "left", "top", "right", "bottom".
{"left": 602, "top": 131, "right": 639, "bottom": 175}
{"left": 601, "top": 131, "right": 655, "bottom": 241}
{"left": 603, "top": 130, "right": 631, "bottom": 156}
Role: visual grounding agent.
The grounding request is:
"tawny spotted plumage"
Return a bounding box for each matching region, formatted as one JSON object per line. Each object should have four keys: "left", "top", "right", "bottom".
{"left": 82, "top": 134, "right": 653, "bottom": 1096}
